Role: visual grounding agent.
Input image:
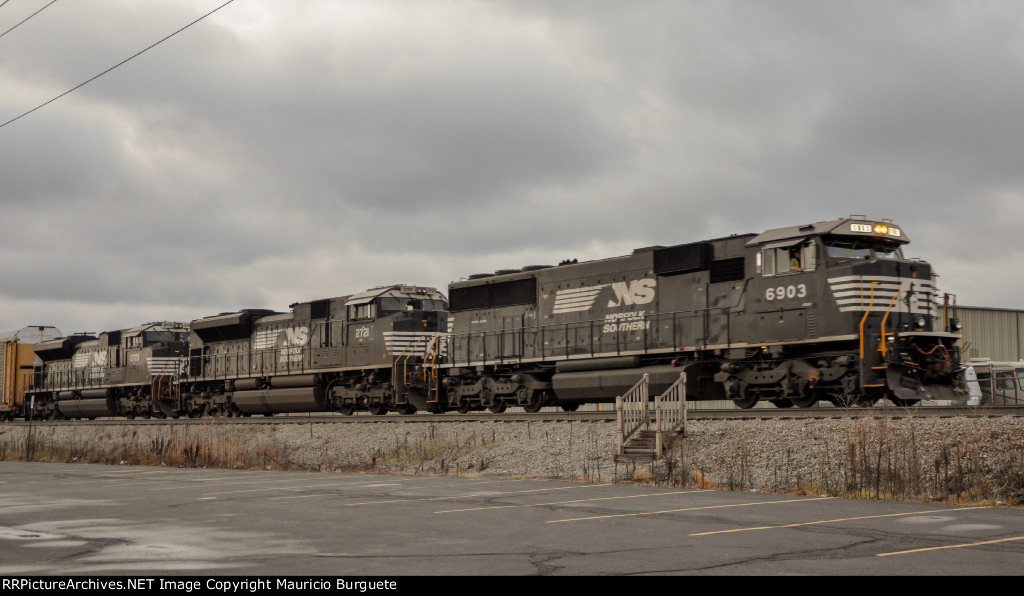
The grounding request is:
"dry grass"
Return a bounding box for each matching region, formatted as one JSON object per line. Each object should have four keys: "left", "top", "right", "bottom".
{"left": 678, "top": 417, "right": 1024, "bottom": 505}
{"left": 3, "top": 423, "right": 303, "bottom": 471}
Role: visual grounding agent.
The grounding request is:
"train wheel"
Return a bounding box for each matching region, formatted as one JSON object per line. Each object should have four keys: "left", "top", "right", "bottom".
{"left": 395, "top": 404, "right": 417, "bottom": 415}
{"left": 788, "top": 395, "right": 818, "bottom": 408}
{"left": 560, "top": 402, "right": 580, "bottom": 412}
{"left": 338, "top": 405, "right": 355, "bottom": 416}
{"left": 732, "top": 394, "right": 759, "bottom": 409}
{"left": 487, "top": 401, "right": 507, "bottom": 414}
{"left": 456, "top": 399, "right": 472, "bottom": 414}
{"left": 522, "top": 394, "right": 544, "bottom": 413}
{"left": 772, "top": 399, "right": 794, "bottom": 408}
{"left": 368, "top": 404, "right": 388, "bottom": 416}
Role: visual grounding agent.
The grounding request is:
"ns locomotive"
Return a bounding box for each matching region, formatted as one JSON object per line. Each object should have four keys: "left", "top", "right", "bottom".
{"left": 20, "top": 285, "right": 447, "bottom": 420}
{"left": 433, "top": 216, "right": 968, "bottom": 410}
{"left": 11, "top": 216, "right": 970, "bottom": 419}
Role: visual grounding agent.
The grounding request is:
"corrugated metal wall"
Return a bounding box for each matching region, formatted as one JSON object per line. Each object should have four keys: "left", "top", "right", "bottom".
{"left": 958, "top": 306, "right": 1024, "bottom": 361}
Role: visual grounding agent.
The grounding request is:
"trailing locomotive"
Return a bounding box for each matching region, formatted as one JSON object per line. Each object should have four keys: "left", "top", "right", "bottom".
{"left": 26, "top": 322, "right": 189, "bottom": 419}
{"left": 181, "top": 284, "right": 447, "bottom": 417}
{"left": 435, "top": 217, "right": 968, "bottom": 410}
{"left": 20, "top": 285, "right": 447, "bottom": 420}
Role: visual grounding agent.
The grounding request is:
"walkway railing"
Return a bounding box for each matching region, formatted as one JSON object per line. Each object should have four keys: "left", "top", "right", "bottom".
{"left": 615, "top": 373, "right": 649, "bottom": 454}
{"left": 615, "top": 372, "right": 687, "bottom": 461}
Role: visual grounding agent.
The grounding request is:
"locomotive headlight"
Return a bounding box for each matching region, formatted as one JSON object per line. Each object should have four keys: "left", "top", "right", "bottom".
{"left": 915, "top": 316, "right": 927, "bottom": 329}
{"left": 949, "top": 317, "right": 962, "bottom": 331}
{"left": 874, "top": 224, "right": 888, "bottom": 235}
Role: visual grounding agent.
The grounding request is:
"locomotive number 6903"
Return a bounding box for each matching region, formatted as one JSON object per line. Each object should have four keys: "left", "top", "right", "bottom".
{"left": 765, "top": 284, "right": 807, "bottom": 301}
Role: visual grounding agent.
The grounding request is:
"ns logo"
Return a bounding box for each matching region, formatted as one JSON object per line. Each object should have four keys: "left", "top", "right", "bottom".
{"left": 281, "top": 327, "right": 309, "bottom": 346}
{"left": 607, "top": 278, "right": 656, "bottom": 307}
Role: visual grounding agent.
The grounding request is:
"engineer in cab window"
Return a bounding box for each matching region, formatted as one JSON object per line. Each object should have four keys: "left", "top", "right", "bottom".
{"left": 789, "top": 247, "right": 802, "bottom": 272}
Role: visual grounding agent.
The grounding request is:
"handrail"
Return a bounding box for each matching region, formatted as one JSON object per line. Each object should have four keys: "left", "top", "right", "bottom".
{"left": 858, "top": 282, "right": 880, "bottom": 360}
{"left": 878, "top": 290, "right": 908, "bottom": 359}
{"left": 391, "top": 334, "right": 437, "bottom": 397}
{"left": 446, "top": 307, "right": 727, "bottom": 366}
{"left": 654, "top": 372, "right": 687, "bottom": 454}
{"left": 615, "top": 373, "right": 649, "bottom": 454}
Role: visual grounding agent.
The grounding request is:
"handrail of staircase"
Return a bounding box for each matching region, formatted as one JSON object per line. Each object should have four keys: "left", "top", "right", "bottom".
{"left": 654, "top": 372, "right": 687, "bottom": 455}
{"left": 615, "top": 373, "right": 649, "bottom": 454}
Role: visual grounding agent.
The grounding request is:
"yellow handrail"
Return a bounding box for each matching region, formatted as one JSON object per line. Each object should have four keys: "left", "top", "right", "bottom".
{"left": 879, "top": 290, "right": 907, "bottom": 358}
{"left": 858, "top": 282, "right": 880, "bottom": 360}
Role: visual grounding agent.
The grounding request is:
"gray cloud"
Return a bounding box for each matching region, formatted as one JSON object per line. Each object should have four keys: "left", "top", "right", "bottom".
{"left": 1, "top": 0, "right": 1022, "bottom": 334}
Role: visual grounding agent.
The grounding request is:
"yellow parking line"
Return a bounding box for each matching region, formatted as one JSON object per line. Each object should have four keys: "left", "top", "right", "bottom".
{"left": 690, "top": 507, "right": 987, "bottom": 536}
{"left": 547, "top": 497, "right": 835, "bottom": 523}
{"left": 877, "top": 534, "right": 1024, "bottom": 557}
{"left": 435, "top": 490, "right": 701, "bottom": 514}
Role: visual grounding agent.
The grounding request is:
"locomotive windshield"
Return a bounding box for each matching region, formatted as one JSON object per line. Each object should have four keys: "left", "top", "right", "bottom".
{"left": 144, "top": 331, "right": 175, "bottom": 343}
{"left": 378, "top": 297, "right": 447, "bottom": 313}
{"left": 420, "top": 299, "right": 446, "bottom": 311}
{"left": 379, "top": 297, "right": 414, "bottom": 313}
{"left": 824, "top": 238, "right": 903, "bottom": 266}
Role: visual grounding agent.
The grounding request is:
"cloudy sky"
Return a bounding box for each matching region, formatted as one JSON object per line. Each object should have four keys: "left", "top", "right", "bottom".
{"left": 2, "top": 0, "right": 1023, "bottom": 335}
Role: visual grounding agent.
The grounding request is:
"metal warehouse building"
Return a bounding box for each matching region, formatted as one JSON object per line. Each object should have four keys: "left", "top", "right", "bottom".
{"left": 958, "top": 305, "right": 1024, "bottom": 362}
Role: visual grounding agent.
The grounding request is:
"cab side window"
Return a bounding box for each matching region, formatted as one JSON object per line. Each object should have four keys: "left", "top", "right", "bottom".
{"left": 757, "top": 241, "right": 816, "bottom": 276}
{"left": 348, "top": 303, "right": 375, "bottom": 320}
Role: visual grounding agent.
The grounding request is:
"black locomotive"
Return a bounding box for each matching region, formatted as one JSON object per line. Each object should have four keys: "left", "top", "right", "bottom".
{"left": 181, "top": 285, "right": 447, "bottom": 417}
{"left": 23, "top": 286, "right": 447, "bottom": 419}
{"left": 13, "top": 217, "right": 970, "bottom": 419}
{"left": 27, "top": 322, "right": 189, "bottom": 419}
{"left": 435, "top": 216, "right": 967, "bottom": 410}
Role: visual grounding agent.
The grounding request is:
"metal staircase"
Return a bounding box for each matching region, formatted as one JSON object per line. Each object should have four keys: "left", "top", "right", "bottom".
{"left": 614, "top": 372, "right": 687, "bottom": 463}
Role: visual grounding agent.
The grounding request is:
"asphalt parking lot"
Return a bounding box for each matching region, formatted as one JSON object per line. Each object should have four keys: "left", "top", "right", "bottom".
{"left": 1, "top": 461, "right": 1022, "bottom": 576}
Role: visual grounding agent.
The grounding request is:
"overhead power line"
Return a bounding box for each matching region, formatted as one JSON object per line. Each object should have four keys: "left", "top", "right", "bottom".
{"left": 0, "top": 0, "right": 60, "bottom": 40}
{"left": 0, "top": 0, "right": 237, "bottom": 129}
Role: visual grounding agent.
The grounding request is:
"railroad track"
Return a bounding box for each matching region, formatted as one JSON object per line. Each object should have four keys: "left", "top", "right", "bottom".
{"left": 6, "top": 404, "right": 1024, "bottom": 426}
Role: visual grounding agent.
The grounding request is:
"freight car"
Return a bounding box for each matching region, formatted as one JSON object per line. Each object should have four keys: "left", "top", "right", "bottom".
{"left": 434, "top": 217, "right": 970, "bottom": 410}
{"left": 179, "top": 284, "right": 447, "bottom": 417}
{"left": 24, "top": 322, "right": 189, "bottom": 420}
{"left": 1, "top": 326, "right": 61, "bottom": 420}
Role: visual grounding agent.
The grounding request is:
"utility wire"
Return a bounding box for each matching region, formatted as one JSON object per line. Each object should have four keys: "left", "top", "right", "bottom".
{"left": 0, "top": 1, "right": 13, "bottom": 9}
{"left": 0, "top": 0, "right": 59, "bottom": 40}
{"left": 1, "top": 0, "right": 237, "bottom": 129}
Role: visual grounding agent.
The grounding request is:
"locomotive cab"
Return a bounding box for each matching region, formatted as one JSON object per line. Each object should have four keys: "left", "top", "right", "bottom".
{"left": 730, "top": 218, "right": 968, "bottom": 407}
{"left": 333, "top": 285, "right": 448, "bottom": 414}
